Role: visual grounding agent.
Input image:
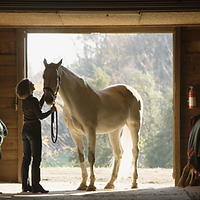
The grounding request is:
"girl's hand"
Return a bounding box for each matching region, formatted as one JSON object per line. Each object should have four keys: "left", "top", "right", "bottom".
{"left": 51, "top": 105, "right": 56, "bottom": 113}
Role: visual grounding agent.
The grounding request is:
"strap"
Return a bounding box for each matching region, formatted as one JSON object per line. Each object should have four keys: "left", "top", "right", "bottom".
{"left": 51, "top": 109, "right": 58, "bottom": 143}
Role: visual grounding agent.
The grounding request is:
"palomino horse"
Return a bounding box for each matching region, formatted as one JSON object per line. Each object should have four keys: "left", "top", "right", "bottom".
{"left": 42, "top": 59, "right": 143, "bottom": 191}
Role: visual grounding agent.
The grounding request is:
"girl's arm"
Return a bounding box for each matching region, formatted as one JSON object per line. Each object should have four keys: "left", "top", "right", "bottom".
{"left": 39, "top": 94, "right": 45, "bottom": 107}
{"left": 34, "top": 98, "right": 52, "bottom": 120}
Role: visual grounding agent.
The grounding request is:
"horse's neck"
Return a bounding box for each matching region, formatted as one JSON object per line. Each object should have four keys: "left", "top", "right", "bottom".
{"left": 58, "top": 66, "right": 94, "bottom": 103}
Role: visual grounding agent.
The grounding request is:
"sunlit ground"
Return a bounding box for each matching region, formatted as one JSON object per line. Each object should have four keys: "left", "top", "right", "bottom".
{"left": 0, "top": 168, "right": 174, "bottom": 194}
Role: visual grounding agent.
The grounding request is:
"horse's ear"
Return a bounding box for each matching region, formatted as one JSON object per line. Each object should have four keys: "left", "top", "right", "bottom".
{"left": 43, "top": 59, "right": 48, "bottom": 67}
{"left": 56, "top": 59, "right": 63, "bottom": 68}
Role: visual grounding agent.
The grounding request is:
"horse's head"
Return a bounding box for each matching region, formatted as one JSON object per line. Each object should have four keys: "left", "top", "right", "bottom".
{"left": 43, "top": 58, "right": 62, "bottom": 105}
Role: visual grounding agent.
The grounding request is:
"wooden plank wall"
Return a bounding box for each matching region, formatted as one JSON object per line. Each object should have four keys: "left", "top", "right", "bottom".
{"left": 0, "top": 28, "right": 23, "bottom": 182}
{"left": 180, "top": 27, "right": 200, "bottom": 172}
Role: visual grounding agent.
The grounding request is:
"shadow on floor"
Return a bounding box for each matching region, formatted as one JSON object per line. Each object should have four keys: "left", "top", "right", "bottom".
{"left": 1, "top": 186, "right": 200, "bottom": 200}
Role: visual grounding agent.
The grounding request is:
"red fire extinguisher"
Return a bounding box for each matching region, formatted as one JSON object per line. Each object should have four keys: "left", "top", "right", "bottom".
{"left": 189, "top": 86, "right": 196, "bottom": 109}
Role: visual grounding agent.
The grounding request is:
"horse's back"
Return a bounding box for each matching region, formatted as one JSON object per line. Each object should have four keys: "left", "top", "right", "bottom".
{"left": 94, "top": 84, "right": 142, "bottom": 132}
{"left": 107, "top": 84, "right": 142, "bottom": 124}
{"left": 99, "top": 84, "right": 142, "bottom": 110}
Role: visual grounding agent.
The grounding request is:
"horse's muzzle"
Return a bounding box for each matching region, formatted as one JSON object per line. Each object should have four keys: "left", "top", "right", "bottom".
{"left": 45, "top": 96, "right": 54, "bottom": 105}
{"left": 43, "top": 87, "right": 56, "bottom": 105}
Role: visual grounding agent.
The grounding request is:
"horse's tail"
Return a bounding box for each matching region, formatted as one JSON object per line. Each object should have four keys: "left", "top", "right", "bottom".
{"left": 117, "top": 125, "right": 133, "bottom": 179}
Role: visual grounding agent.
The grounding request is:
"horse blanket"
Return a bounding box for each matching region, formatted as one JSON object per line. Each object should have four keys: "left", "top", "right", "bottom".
{"left": 188, "top": 114, "right": 200, "bottom": 173}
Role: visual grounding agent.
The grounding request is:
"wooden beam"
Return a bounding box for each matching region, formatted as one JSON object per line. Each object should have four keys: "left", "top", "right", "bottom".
{"left": 16, "top": 29, "right": 25, "bottom": 183}
{"left": 25, "top": 26, "right": 174, "bottom": 34}
{"left": 0, "top": 12, "right": 200, "bottom": 27}
{"left": 173, "top": 27, "right": 181, "bottom": 185}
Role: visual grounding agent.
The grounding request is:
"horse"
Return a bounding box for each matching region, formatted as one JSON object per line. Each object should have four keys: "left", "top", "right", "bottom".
{"left": 42, "top": 59, "right": 143, "bottom": 191}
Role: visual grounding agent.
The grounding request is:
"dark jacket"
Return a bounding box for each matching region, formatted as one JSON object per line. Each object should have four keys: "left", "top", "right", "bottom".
{"left": 22, "top": 94, "right": 51, "bottom": 128}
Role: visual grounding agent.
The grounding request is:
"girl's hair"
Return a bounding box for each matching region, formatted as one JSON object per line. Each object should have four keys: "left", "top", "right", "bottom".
{"left": 16, "top": 79, "right": 30, "bottom": 99}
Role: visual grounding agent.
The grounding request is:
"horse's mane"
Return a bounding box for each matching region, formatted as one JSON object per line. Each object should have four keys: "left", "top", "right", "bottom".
{"left": 59, "top": 65, "right": 93, "bottom": 90}
{"left": 59, "top": 65, "right": 79, "bottom": 79}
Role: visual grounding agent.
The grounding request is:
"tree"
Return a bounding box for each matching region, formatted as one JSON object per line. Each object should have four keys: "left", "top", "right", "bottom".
{"left": 87, "top": 65, "right": 110, "bottom": 90}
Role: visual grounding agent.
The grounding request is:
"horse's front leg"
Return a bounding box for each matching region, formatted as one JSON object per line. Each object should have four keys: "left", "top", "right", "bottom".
{"left": 71, "top": 133, "right": 88, "bottom": 190}
{"left": 87, "top": 132, "right": 96, "bottom": 191}
{"left": 77, "top": 154, "right": 88, "bottom": 190}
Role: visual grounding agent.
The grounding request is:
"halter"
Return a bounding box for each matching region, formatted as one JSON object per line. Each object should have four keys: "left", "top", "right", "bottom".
{"left": 43, "top": 74, "right": 61, "bottom": 102}
{"left": 43, "top": 71, "right": 61, "bottom": 144}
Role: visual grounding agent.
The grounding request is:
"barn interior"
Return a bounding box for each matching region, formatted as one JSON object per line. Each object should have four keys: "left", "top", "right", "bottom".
{"left": 1, "top": 1, "right": 200, "bottom": 199}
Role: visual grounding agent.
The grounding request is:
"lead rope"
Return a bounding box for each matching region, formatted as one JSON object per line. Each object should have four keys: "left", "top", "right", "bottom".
{"left": 51, "top": 104, "right": 58, "bottom": 143}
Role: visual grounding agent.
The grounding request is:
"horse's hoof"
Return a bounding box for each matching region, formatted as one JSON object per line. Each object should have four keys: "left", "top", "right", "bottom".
{"left": 86, "top": 185, "right": 96, "bottom": 191}
{"left": 77, "top": 183, "right": 88, "bottom": 190}
{"left": 131, "top": 183, "right": 138, "bottom": 189}
{"left": 104, "top": 183, "right": 115, "bottom": 189}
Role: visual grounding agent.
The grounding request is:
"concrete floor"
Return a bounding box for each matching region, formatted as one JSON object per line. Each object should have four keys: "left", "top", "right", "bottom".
{"left": 0, "top": 182, "right": 200, "bottom": 200}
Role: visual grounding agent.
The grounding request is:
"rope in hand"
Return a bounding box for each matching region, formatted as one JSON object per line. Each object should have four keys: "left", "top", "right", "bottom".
{"left": 51, "top": 105, "right": 58, "bottom": 143}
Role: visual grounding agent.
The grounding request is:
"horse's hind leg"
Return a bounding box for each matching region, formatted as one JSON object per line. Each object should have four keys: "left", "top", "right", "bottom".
{"left": 71, "top": 132, "right": 88, "bottom": 190}
{"left": 127, "top": 122, "right": 140, "bottom": 189}
{"left": 105, "top": 128, "right": 123, "bottom": 189}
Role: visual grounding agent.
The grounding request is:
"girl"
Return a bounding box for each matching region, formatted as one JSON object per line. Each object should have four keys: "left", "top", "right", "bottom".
{"left": 16, "top": 79, "right": 56, "bottom": 193}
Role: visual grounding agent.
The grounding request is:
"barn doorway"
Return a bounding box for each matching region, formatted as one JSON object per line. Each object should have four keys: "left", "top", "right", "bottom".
{"left": 27, "top": 33, "right": 174, "bottom": 188}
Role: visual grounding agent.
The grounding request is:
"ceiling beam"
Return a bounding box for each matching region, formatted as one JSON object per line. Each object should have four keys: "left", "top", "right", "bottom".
{"left": 0, "top": 11, "right": 200, "bottom": 27}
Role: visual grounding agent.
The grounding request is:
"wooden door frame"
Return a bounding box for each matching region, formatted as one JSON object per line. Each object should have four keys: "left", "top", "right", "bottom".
{"left": 173, "top": 27, "right": 181, "bottom": 185}
{"left": 16, "top": 29, "right": 27, "bottom": 182}
{"left": 23, "top": 26, "right": 179, "bottom": 183}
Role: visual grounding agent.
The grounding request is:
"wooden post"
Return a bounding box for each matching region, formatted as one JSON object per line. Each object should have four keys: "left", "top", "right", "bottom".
{"left": 173, "top": 27, "right": 181, "bottom": 185}
{"left": 16, "top": 28, "right": 26, "bottom": 183}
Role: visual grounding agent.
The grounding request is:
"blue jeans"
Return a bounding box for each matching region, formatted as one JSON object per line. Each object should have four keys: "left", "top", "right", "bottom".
{"left": 21, "top": 121, "right": 42, "bottom": 190}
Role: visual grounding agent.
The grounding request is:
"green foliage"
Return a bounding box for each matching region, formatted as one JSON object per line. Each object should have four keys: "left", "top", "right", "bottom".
{"left": 140, "top": 88, "right": 173, "bottom": 168}
{"left": 129, "top": 72, "right": 173, "bottom": 168}
{"left": 95, "top": 135, "right": 113, "bottom": 167}
{"left": 87, "top": 65, "right": 110, "bottom": 90}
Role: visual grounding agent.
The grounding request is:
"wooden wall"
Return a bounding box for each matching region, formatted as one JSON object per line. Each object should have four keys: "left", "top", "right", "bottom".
{"left": 180, "top": 27, "right": 200, "bottom": 172}
{"left": 0, "top": 28, "right": 24, "bottom": 182}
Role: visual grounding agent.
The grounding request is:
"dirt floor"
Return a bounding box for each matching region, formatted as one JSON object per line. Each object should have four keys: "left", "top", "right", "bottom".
{"left": 41, "top": 167, "right": 175, "bottom": 189}
{"left": 1, "top": 168, "right": 200, "bottom": 199}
